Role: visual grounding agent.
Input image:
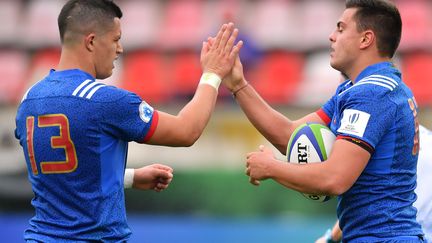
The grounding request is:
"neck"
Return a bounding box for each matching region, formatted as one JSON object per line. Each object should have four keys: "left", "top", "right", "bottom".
{"left": 57, "top": 46, "right": 95, "bottom": 78}
{"left": 347, "top": 55, "right": 391, "bottom": 83}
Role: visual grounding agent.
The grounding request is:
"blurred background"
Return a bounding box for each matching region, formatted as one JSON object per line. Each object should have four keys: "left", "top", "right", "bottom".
{"left": 1, "top": 0, "right": 431, "bottom": 242}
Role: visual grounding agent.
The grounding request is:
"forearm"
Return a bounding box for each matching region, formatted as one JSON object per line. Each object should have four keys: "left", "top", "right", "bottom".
{"left": 269, "top": 159, "right": 339, "bottom": 195}
{"left": 147, "top": 83, "right": 218, "bottom": 147}
{"left": 177, "top": 84, "right": 218, "bottom": 142}
{"left": 234, "top": 83, "right": 294, "bottom": 153}
{"left": 270, "top": 140, "right": 369, "bottom": 195}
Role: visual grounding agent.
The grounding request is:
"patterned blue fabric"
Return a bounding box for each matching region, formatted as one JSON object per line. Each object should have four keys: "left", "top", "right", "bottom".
{"left": 15, "top": 69, "right": 156, "bottom": 242}
{"left": 321, "top": 62, "right": 424, "bottom": 242}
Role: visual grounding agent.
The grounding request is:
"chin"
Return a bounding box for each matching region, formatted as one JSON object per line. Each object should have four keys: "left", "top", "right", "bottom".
{"left": 329, "top": 61, "right": 337, "bottom": 70}
{"left": 96, "top": 72, "right": 112, "bottom": 80}
{"left": 330, "top": 61, "right": 342, "bottom": 72}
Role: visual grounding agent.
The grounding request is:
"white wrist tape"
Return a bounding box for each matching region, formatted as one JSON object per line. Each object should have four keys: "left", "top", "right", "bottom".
{"left": 124, "top": 168, "right": 134, "bottom": 189}
{"left": 199, "top": 72, "right": 222, "bottom": 90}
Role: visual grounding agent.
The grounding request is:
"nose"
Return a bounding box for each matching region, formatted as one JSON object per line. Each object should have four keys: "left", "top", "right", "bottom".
{"left": 329, "top": 31, "right": 336, "bottom": 43}
{"left": 117, "top": 42, "right": 124, "bottom": 55}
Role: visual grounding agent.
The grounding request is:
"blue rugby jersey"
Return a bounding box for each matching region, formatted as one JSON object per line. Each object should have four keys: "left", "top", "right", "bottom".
{"left": 317, "top": 62, "right": 424, "bottom": 242}
{"left": 15, "top": 69, "right": 158, "bottom": 242}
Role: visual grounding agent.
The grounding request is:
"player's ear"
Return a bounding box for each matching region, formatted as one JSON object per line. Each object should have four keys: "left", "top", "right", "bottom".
{"left": 359, "top": 30, "right": 374, "bottom": 50}
{"left": 84, "top": 33, "right": 96, "bottom": 52}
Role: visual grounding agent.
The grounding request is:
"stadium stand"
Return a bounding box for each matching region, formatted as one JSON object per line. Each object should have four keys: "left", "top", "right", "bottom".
{"left": 247, "top": 0, "right": 300, "bottom": 50}
{"left": 168, "top": 49, "right": 202, "bottom": 99}
{"left": 0, "top": 0, "right": 430, "bottom": 106}
{"left": 396, "top": 0, "right": 432, "bottom": 51}
{"left": 0, "top": 50, "right": 28, "bottom": 104}
{"left": 298, "top": 0, "right": 344, "bottom": 50}
{"left": 117, "top": 0, "right": 161, "bottom": 50}
{"left": 250, "top": 50, "right": 305, "bottom": 104}
{"left": 20, "top": 0, "right": 65, "bottom": 49}
{"left": 26, "top": 48, "right": 61, "bottom": 87}
{"left": 401, "top": 52, "right": 432, "bottom": 106}
{"left": 0, "top": 1, "right": 22, "bottom": 46}
{"left": 296, "top": 51, "right": 341, "bottom": 106}
{"left": 158, "top": 0, "right": 210, "bottom": 50}
{"left": 120, "top": 50, "right": 172, "bottom": 104}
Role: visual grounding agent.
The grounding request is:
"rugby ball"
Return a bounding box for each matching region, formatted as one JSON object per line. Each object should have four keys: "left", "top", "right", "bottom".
{"left": 286, "top": 123, "right": 336, "bottom": 202}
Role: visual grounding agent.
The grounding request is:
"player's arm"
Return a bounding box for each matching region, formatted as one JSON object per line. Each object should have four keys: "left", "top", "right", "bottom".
{"left": 145, "top": 23, "right": 243, "bottom": 147}
{"left": 234, "top": 83, "right": 324, "bottom": 154}
{"left": 223, "top": 57, "right": 324, "bottom": 154}
{"left": 246, "top": 139, "right": 370, "bottom": 195}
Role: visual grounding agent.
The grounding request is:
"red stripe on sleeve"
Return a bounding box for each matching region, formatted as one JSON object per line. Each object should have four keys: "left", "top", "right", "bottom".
{"left": 141, "top": 110, "right": 159, "bottom": 143}
{"left": 316, "top": 108, "right": 331, "bottom": 125}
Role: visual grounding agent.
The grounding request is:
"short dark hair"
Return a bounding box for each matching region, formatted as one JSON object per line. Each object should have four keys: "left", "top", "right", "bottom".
{"left": 58, "top": 0, "right": 123, "bottom": 43}
{"left": 346, "top": 0, "right": 402, "bottom": 58}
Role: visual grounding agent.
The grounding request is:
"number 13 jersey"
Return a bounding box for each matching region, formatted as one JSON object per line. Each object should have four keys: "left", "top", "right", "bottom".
{"left": 15, "top": 69, "right": 158, "bottom": 242}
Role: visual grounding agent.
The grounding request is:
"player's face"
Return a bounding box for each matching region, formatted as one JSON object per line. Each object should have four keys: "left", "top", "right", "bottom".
{"left": 94, "top": 18, "right": 123, "bottom": 80}
{"left": 328, "top": 8, "right": 362, "bottom": 74}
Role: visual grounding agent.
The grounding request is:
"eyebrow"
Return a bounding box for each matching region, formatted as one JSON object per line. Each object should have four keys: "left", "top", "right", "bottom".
{"left": 337, "top": 21, "right": 345, "bottom": 29}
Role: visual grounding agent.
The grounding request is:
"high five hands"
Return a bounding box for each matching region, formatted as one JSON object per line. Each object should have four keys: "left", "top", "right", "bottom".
{"left": 200, "top": 23, "right": 243, "bottom": 81}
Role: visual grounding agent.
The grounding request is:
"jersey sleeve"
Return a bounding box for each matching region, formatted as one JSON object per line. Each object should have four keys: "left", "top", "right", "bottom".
{"left": 317, "top": 98, "right": 335, "bottom": 126}
{"left": 99, "top": 92, "right": 158, "bottom": 143}
{"left": 336, "top": 88, "right": 396, "bottom": 150}
{"left": 317, "top": 81, "right": 350, "bottom": 126}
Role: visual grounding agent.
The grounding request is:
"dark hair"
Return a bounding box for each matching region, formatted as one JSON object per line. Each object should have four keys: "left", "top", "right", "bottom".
{"left": 58, "top": 0, "right": 123, "bottom": 43}
{"left": 346, "top": 0, "right": 402, "bottom": 58}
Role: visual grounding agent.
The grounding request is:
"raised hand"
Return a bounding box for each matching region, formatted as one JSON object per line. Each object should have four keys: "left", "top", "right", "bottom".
{"left": 200, "top": 23, "right": 243, "bottom": 79}
{"left": 223, "top": 55, "right": 247, "bottom": 93}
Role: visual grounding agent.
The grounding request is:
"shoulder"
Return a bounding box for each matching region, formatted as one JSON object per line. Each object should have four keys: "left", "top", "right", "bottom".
{"left": 72, "top": 80, "right": 140, "bottom": 103}
{"left": 339, "top": 74, "right": 400, "bottom": 99}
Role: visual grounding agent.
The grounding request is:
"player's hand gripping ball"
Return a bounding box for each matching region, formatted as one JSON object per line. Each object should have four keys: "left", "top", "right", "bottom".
{"left": 286, "top": 123, "right": 336, "bottom": 202}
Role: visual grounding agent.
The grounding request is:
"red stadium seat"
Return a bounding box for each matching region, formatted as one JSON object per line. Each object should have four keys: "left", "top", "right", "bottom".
{"left": 167, "top": 50, "right": 201, "bottom": 98}
{"left": 27, "top": 48, "right": 61, "bottom": 86}
{"left": 250, "top": 50, "right": 305, "bottom": 104}
{"left": 0, "top": 50, "right": 28, "bottom": 104}
{"left": 120, "top": 50, "right": 171, "bottom": 104}
{"left": 401, "top": 52, "right": 432, "bottom": 106}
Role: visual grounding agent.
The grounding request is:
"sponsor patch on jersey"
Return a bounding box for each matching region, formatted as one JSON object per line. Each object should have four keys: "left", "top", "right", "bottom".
{"left": 139, "top": 101, "right": 154, "bottom": 123}
{"left": 337, "top": 109, "right": 370, "bottom": 137}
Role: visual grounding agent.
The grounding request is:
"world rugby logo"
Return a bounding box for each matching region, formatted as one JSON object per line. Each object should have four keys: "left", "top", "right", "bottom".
{"left": 349, "top": 113, "right": 360, "bottom": 124}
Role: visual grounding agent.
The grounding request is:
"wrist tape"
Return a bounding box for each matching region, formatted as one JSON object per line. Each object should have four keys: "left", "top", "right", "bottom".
{"left": 124, "top": 168, "right": 134, "bottom": 189}
{"left": 199, "top": 72, "right": 222, "bottom": 90}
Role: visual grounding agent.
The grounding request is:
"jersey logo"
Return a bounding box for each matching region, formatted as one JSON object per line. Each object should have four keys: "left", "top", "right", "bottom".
{"left": 139, "top": 101, "right": 154, "bottom": 123}
{"left": 72, "top": 79, "right": 106, "bottom": 99}
{"left": 337, "top": 109, "right": 370, "bottom": 137}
